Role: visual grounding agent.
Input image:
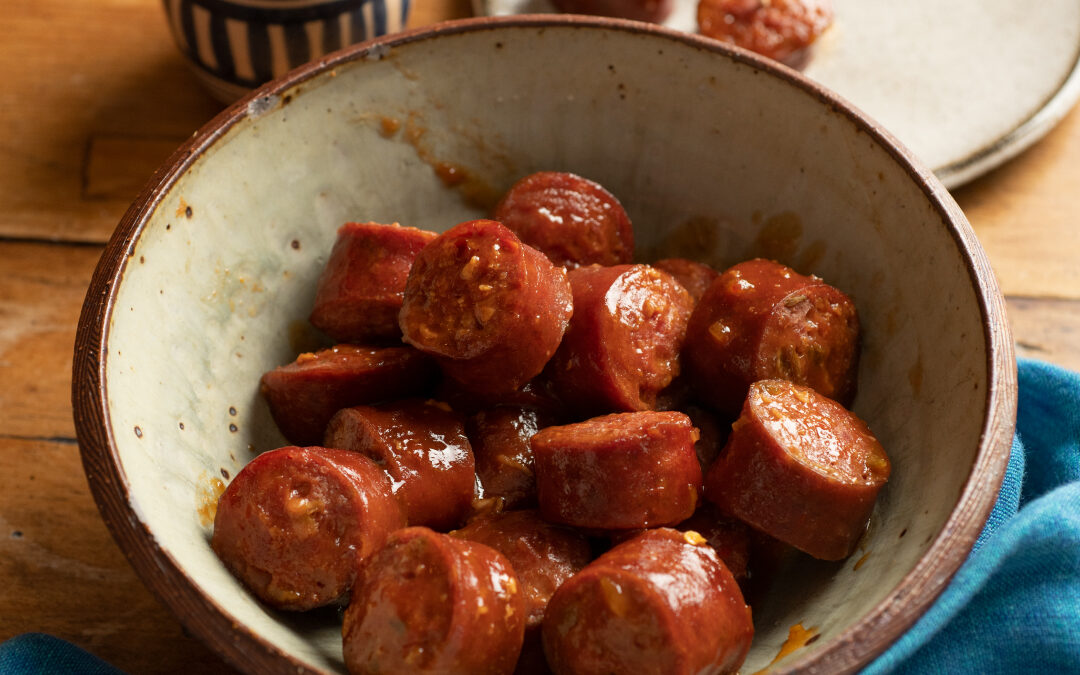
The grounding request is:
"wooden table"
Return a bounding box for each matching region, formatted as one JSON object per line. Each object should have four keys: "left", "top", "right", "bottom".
{"left": 1, "top": 1, "right": 1076, "bottom": 672}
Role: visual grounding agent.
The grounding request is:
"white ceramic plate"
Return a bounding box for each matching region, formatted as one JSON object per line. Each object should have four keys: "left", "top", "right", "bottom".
{"left": 475, "top": 0, "right": 1080, "bottom": 188}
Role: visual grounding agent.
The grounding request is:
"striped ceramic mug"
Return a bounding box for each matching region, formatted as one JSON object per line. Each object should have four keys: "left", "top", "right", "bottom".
{"left": 162, "top": 0, "right": 411, "bottom": 102}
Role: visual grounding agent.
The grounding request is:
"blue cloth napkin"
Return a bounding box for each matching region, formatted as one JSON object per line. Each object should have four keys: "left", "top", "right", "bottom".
{"left": 865, "top": 358, "right": 1080, "bottom": 674}
{"left": 3, "top": 359, "right": 1078, "bottom": 674}
{"left": 0, "top": 633, "right": 124, "bottom": 674}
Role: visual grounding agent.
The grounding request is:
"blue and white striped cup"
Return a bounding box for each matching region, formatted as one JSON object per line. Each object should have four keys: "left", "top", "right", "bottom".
{"left": 163, "top": 0, "right": 411, "bottom": 102}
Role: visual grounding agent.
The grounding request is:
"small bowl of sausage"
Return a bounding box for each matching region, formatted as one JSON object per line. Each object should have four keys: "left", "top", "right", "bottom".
{"left": 73, "top": 14, "right": 1016, "bottom": 675}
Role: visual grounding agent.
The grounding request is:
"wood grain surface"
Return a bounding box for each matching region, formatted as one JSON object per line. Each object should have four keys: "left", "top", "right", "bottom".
{"left": 0, "top": 0, "right": 1076, "bottom": 673}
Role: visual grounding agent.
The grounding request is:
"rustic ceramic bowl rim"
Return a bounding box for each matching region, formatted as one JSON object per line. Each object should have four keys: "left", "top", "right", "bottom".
{"left": 72, "top": 14, "right": 1017, "bottom": 675}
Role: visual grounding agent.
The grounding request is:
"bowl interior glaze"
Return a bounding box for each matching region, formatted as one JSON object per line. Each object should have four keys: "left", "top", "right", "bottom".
{"left": 75, "top": 16, "right": 1015, "bottom": 675}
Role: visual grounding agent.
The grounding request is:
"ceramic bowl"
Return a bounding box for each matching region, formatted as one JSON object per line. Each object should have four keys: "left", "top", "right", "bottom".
{"left": 162, "top": 0, "right": 412, "bottom": 102}
{"left": 73, "top": 15, "right": 1016, "bottom": 675}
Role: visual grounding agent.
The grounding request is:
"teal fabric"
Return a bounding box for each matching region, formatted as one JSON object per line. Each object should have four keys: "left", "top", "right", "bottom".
{"left": 0, "top": 633, "right": 125, "bottom": 674}
{"left": 864, "top": 358, "right": 1080, "bottom": 673}
{"left": 3, "top": 359, "right": 1078, "bottom": 673}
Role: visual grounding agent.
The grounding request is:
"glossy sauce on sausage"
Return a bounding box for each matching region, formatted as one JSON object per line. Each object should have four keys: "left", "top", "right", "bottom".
{"left": 343, "top": 527, "right": 526, "bottom": 675}
{"left": 451, "top": 509, "right": 592, "bottom": 629}
{"left": 493, "top": 171, "right": 635, "bottom": 268}
{"left": 259, "top": 344, "right": 437, "bottom": 446}
{"left": 705, "top": 379, "right": 890, "bottom": 560}
{"left": 211, "top": 446, "right": 405, "bottom": 611}
{"left": 548, "top": 264, "right": 693, "bottom": 415}
{"left": 324, "top": 399, "right": 475, "bottom": 531}
{"left": 531, "top": 411, "right": 702, "bottom": 530}
{"left": 310, "top": 222, "right": 437, "bottom": 342}
{"left": 400, "top": 219, "right": 573, "bottom": 395}
{"left": 542, "top": 528, "right": 753, "bottom": 675}
{"left": 684, "top": 258, "right": 860, "bottom": 416}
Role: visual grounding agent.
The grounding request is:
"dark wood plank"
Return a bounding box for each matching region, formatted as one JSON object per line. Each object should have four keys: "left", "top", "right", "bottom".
{"left": 0, "top": 436, "right": 236, "bottom": 673}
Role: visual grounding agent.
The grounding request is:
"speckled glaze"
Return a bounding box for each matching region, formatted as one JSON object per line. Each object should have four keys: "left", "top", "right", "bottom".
{"left": 162, "top": 0, "right": 411, "bottom": 102}
{"left": 73, "top": 16, "right": 1016, "bottom": 675}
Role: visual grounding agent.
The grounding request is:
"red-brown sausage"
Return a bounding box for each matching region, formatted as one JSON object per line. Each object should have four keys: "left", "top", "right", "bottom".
{"left": 697, "top": 0, "right": 833, "bottom": 68}
{"left": 451, "top": 510, "right": 592, "bottom": 630}
{"left": 399, "top": 219, "right": 573, "bottom": 395}
{"left": 493, "top": 172, "right": 635, "bottom": 268}
{"left": 677, "top": 503, "right": 751, "bottom": 585}
{"left": 438, "top": 375, "right": 566, "bottom": 421}
{"left": 343, "top": 526, "right": 526, "bottom": 675}
{"left": 468, "top": 407, "right": 555, "bottom": 510}
{"left": 531, "top": 411, "right": 702, "bottom": 530}
{"left": 309, "top": 222, "right": 437, "bottom": 342}
{"left": 547, "top": 264, "right": 693, "bottom": 415}
{"left": 542, "top": 528, "right": 753, "bottom": 675}
{"left": 323, "top": 399, "right": 475, "bottom": 531}
{"left": 653, "top": 257, "right": 720, "bottom": 304}
{"left": 259, "top": 344, "right": 437, "bottom": 446}
{"left": 549, "top": 0, "right": 674, "bottom": 23}
{"left": 211, "top": 446, "right": 404, "bottom": 611}
{"left": 705, "top": 379, "right": 891, "bottom": 560}
{"left": 684, "top": 258, "right": 860, "bottom": 416}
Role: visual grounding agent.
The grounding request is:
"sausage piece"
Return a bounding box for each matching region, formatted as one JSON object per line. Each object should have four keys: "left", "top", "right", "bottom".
{"left": 399, "top": 219, "right": 573, "bottom": 395}
{"left": 653, "top": 257, "right": 720, "bottom": 304}
{"left": 451, "top": 510, "right": 593, "bottom": 630}
{"left": 438, "top": 375, "right": 566, "bottom": 421}
{"left": 343, "top": 526, "right": 526, "bottom": 675}
{"left": 468, "top": 407, "right": 555, "bottom": 510}
{"left": 453, "top": 511, "right": 591, "bottom": 674}
{"left": 684, "top": 258, "right": 860, "bottom": 416}
{"left": 677, "top": 503, "right": 751, "bottom": 585}
{"left": 542, "top": 528, "right": 753, "bottom": 675}
{"left": 547, "top": 264, "right": 693, "bottom": 415}
{"left": 211, "top": 446, "right": 404, "bottom": 611}
{"left": 493, "top": 172, "right": 634, "bottom": 268}
{"left": 697, "top": 0, "right": 833, "bottom": 68}
{"left": 259, "top": 345, "right": 437, "bottom": 446}
{"left": 705, "top": 379, "right": 891, "bottom": 560}
{"left": 324, "top": 399, "right": 475, "bottom": 531}
{"left": 309, "top": 222, "right": 437, "bottom": 342}
{"left": 531, "top": 411, "right": 702, "bottom": 530}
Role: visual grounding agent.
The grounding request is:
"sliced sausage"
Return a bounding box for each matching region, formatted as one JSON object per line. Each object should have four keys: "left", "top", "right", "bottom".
{"left": 705, "top": 379, "right": 891, "bottom": 560}
{"left": 259, "top": 344, "right": 437, "bottom": 446}
{"left": 451, "top": 510, "right": 593, "bottom": 630}
{"left": 542, "top": 528, "right": 753, "bottom": 675}
{"left": 531, "top": 411, "right": 702, "bottom": 530}
{"left": 493, "top": 172, "right": 634, "bottom": 268}
{"left": 438, "top": 375, "right": 566, "bottom": 420}
{"left": 677, "top": 503, "right": 751, "bottom": 585}
{"left": 653, "top": 257, "right": 720, "bottom": 304}
{"left": 211, "top": 446, "right": 404, "bottom": 611}
{"left": 547, "top": 264, "right": 693, "bottom": 415}
{"left": 468, "top": 407, "right": 555, "bottom": 510}
{"left": 323, "top": 399, "right": 475, "bottom": 531}
{"left": 343, "top": 526, "right": 526, "bottom": 675}
{"left": 309, "top": 222, "right": 437, "bottom": 342}
{"left": 697, "top": 0, "right": 833, "bottom": 68}
{"left": 399, "top": 219, "right": 573, "bottom": 395}
{"left": 684, "top": 258, "right": 860, "bottom": 416}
